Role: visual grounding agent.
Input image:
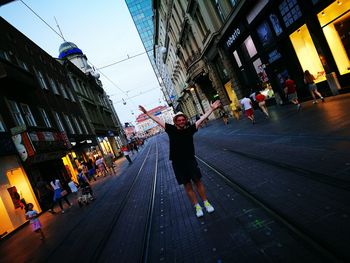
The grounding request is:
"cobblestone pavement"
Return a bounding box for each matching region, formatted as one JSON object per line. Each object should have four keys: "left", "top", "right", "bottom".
{"left": 0, "top": 94, "right": 349, "bottom": 263}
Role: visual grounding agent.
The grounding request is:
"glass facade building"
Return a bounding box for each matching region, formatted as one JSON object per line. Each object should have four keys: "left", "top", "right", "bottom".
{"left": 125, "top": 0, "right": 159, "bottom": 79}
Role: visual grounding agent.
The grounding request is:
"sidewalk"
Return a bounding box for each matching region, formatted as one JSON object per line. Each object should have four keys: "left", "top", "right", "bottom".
{"left": 0, "top": 153, "right": 138, "bottom": 261}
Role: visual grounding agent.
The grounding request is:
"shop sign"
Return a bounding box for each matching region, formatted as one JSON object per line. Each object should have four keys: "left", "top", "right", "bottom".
{"left": 226, "top": 28, "right": 241, "bottom": 48}
{"left": 225, "top": 23, "right": 244, "bottom": 48}
{"left": 12, "top": 132, "right": 35, "bottom": 161}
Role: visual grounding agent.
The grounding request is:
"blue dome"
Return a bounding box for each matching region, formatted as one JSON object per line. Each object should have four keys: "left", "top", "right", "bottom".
{"left": 58, "top": 42, "right": 83, "bottom": 59}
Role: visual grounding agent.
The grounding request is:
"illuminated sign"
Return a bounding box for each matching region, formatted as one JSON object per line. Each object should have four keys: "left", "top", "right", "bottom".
{"left": 226, "top": 28, "right": 241, "bottom": 48}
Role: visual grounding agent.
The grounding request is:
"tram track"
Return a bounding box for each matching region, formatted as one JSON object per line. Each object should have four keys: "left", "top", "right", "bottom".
{"left": 45, "top": 140, "right": 159, "bottom": 263}
{"left": 196, "top": 155, "right": 345, "bottom": 263}
{"left": 222, "top": 147, "right": 350, "bottom": 191}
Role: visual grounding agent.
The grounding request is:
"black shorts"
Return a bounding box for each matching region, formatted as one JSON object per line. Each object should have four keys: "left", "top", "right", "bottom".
{"left": 171, "top": 159, "right": 202, "bottom": 185}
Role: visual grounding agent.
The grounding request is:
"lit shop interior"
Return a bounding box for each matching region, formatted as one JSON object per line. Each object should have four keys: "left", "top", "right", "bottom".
{"left": 290, "top": 0, "right": 350, "bottom": 82}
{"left": 0, "top": 156, "right": 40, "bottom": 237}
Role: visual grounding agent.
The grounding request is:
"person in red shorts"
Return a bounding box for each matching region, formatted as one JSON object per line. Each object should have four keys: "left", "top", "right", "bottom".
{"left": 284, "top": 76, "right": 301, "bottom": 111}
{"left": 240, "top": 96, "right": 255, "bottom": 124}
{"left": 255, "top": 91, "right": 269, "bottom": 118}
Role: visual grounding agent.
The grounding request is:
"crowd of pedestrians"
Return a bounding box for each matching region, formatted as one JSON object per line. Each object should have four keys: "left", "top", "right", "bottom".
{"left": 26, "top": 141, "right": 146, "bottom": 240}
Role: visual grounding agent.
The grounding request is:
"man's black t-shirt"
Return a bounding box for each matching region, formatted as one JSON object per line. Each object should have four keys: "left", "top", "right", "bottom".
{"left": 165, "top": 123, "right": 197, "bottom": 161}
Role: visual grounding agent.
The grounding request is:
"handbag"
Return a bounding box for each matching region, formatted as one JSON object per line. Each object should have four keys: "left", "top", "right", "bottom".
{"left": 61, "top": 190, "right": 68, "bottom": 197}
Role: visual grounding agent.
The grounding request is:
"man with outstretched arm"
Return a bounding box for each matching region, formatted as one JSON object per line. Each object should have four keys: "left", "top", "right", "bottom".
{"left": 139, "top": 100, "right": 221, "bottom": 218}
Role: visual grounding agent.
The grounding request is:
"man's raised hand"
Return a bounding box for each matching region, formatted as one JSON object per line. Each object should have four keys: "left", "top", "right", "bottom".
{"left": 211, "top": 100, "right": 221, "bottom": 110}
{"left": 139, "top": 105, "right": 147, "bottom": 114}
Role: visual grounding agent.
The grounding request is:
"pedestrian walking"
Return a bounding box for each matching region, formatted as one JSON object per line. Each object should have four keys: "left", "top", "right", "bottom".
{"left": 25, "top": 203, "right": 45, "bottom": 240}
{"left": 86, "top": 158, "right": 96, "bottom": 181}
{"left": 240, "top": 96, "right": 255, "bottom": 124}
{"left": 77, "top": 168, "right": 95, "bottom": 199}
{"left": 255, "top": 91, "right": 269, "bottom": 118}
{"left": 95, "top": 156, "right": 108, "bottom": 177}
{"left": 219, "top": 107, "right": 229, "bottom": 125}
{"left": 50, "top": 179, "right": 72, "bottom": 214}
{"left": 284, "top": 76, "right": 301, "bottom": 111}
{"left": 304, "top": 70, "right": 325, "bottom": 104}
{"left": 121, "top": 145, "right": 132, "bottom": 164}
{"left": 139, "top": 100, "right": 221, "bottom": 218}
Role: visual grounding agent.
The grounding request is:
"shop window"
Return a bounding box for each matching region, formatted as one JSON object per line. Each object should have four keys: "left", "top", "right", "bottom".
{"left": 317, "top": 1, "right": 350, "bottom": 75}
{"left": 279, "top": 0, "right": 302, "bottom": 28}
{"left": 257, "top": 21, "right": 275, "bottom": 47}
{"left": 290, "top": 24, "right": 326, "bottom": 83}
{"left": 269, "top": 14, "right": 283, "bottom": 36}
{"left": 253, "top": 58, "right": 270, "bottom": 84}
{"left": 232, "top": 50, "right": 242, "bottom": 67}
{"left": 268, "top": 49, "right": 282, "bottom": 64}
{"left": 243, "top": 36, "right": 258, "bottom": 58}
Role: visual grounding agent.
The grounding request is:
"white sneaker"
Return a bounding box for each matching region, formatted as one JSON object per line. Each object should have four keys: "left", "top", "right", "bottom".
{"left": 204, "top": 200, "right": 215, "bottom": 213}
{"left": 195, "top": 204, "right": 203, "bottom": 218}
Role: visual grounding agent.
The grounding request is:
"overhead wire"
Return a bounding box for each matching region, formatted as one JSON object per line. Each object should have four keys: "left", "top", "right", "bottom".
{"left": 18, "top": 0, "right": 158, "bottom": 105}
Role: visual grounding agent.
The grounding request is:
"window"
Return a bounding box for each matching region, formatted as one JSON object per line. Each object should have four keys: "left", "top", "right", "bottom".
{"left": 48, "top": 76, "right": 60, "bottom": 94}
{"left": 257, "top": 21, "right": 275, "bottom": 47}
{"left": 53, "top": 112, "right": 65, "bottom": 132}
{"left": 7, "top": 100, "right": 25, "bottom": 126}
{"left": 269, "top": 14, "right": 283, "bottom": 36}
{"left": 0, "top": 50, "right": 11, "bottom": 61}
{"left": 39, "top": 108, "right": 52, "bottom": 128}
{"left": 59, "top": 84, "right": 69, "bottom": 99}
{"left": 17, "top": 59, "right": 29, "bottom": 71}
{"left": 290, "top": 24, "right": 326, "bottom": 82}
{"left": 63, "top": 114, "right": 75, "bottom": 134}
{"left": 318, "top": 1, "right": 350, "bottom": 75}
{"left": 213, "top": 0, "right": 225, "bottom": 21}
{"left": 35, "top": 69, "right": 49, "bottom": 90}
{"left": 80, "top": 118, "right": 89, "bottom": 134}
{"left": 72, "top": 116, "right": 83, "bottom": 134}
{"left": 279, "top": 0, "right": 302, "bottom": 28}
{"left": 243, "top": 36, "right": 258, "bottom": 58}
{"left": 66, "top": 86, "right": 76, "bottom": 102}
{"left": 233, "top": 50, "right": 242, "bottom": 67}
{"left": 20, "top": 104, "right": 37, "bottom": 126}
{"left": 69, "top": 76, "right": 79, "bottom": 92}
{"left": 0, "top": 114, "right": 6, "bottom": 132}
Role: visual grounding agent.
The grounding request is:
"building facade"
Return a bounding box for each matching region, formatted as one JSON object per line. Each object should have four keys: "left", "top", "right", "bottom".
{"left": 59, "top": 42, "right": 125, "bottom": 159}
{"left": 125, "top": 0, "right": 177, "bottom": 107}
{"left": 135, "top": 105, "right": 174, "bottom": 137}
{"left": 0, "top": 17, "right": 98, "bottom": 236}
{"left": 153, "top": 0, "right": 349, "bottom": 117}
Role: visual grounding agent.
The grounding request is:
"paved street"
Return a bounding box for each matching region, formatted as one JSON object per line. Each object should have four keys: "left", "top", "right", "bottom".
{"left": 1, "top": 94, "right": 349, "bottom": 263}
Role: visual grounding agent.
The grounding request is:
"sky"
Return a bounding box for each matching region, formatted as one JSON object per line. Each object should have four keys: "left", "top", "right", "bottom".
{"left": 0, "top": 0, "right": 164, "bottom": 125}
